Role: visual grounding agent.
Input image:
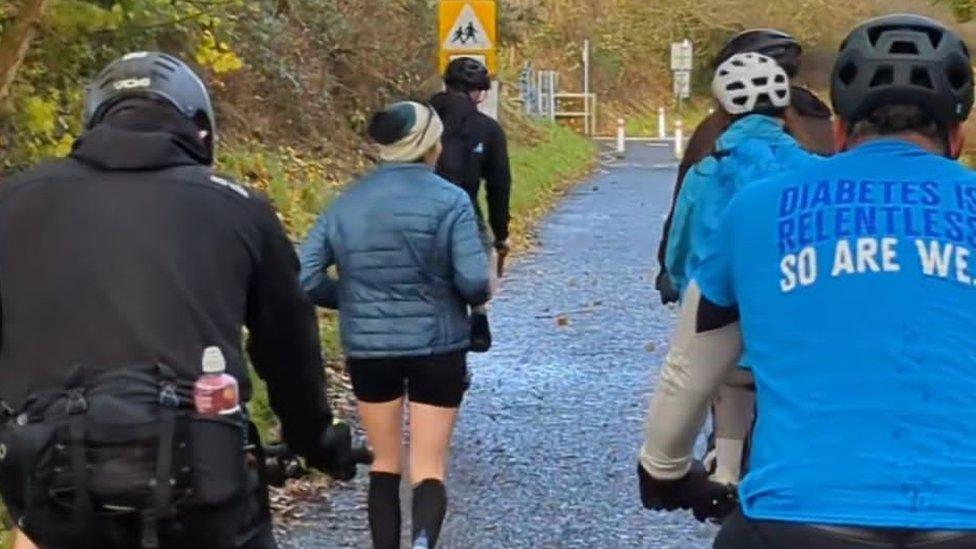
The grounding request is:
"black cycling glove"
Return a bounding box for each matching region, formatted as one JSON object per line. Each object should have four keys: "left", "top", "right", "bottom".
{"left": 638, "top": 460, "right": 736, "bottom": 522}
{"left": 655, "top": 270, "right": 680, "bottom": 305}
{"left": 306, "top": 420, "right": 373, "bottom": 481}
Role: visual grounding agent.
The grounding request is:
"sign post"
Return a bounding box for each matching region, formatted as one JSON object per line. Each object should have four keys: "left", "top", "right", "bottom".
{"left": 439, "top": 1, "right": 499, "bottom": 119}
{"left": 518, "top": 63, "right": 535, "bottom": 115}
{"left": 670, "top": 38, "right": 693, "bottom": 112}
{"left": 582, "top": 39, "right": 590, "bottom": 135}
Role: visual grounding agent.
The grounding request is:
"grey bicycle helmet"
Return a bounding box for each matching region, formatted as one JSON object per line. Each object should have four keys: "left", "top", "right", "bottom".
{"left": 830, "top": 14, "right": 973, "bottom": 128}
{"left": 84, "top": 52, "right": 216, "bottom": 143}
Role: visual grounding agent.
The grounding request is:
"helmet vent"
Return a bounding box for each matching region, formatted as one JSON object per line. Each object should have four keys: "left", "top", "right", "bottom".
{"left": 870, "top": 66, "right": 894, "bottom": 87}
{"left": 947, "top": 65, "right": 971, "bottom": 91}
{"left": 910, "top": 67, "right": 933, "bottom": 89}
{"left": 752, "top": 77, "right": 769, "bottom": 86}
{"left": 726, "top": 81, "right": 745, "bottom": 91}
{"left": 774, "top": 74, "right": 786, "bottom": 84}
{"left": 869, "top": 25, "right": 943, "bottom": 49}
{"left": 922, "top": 27, "right": 944, "bottom": 49}
{"left": 838, "top": 62, "right": 858, "bottom": 86}
{"left": 867, "top": 26, "right": 887, "bottom": 47}
{"left": 154, "top": 59, "right": 177, "bottom": 72}
{"left": 890, "top": 41, "right": 920, "bottom": 55}
{"left": 152, "top": 70, "right": 171, "bottom": 82}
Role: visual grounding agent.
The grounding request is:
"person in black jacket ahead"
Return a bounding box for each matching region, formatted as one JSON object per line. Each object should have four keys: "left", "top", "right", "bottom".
{"left": 431, "top": 57, "right": 513, "bottom": 352}
{"left": 0, "top": 52, "right": 364, "bottom": 548}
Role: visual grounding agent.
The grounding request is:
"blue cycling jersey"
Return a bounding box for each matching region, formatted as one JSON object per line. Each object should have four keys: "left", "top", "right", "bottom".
{"left": 696, "top": 138, "right": 976, "bottom": 529}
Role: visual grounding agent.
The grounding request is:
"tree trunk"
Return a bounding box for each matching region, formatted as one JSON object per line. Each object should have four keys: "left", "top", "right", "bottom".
{"left": 0, "top": 0, "right": 50, "bottom": 108}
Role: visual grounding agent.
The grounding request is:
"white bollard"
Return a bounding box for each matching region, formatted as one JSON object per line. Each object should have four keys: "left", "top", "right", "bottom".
{"left": 658, "top": 106, "right": 666, "bottom": 139}
{"left": 674, "top": 120, "right": 684, "bottom": 159}
{"left": 616, "top": 117, "right": 626, "bottom": 155}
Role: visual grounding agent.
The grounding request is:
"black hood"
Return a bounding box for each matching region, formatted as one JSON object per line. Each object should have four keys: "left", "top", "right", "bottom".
{"left": 70, "top": 97, "right": 211, "bottom": 171}
{"left": 71, "top": 125, "right": 209, "bottom": 171}
{"left": 430, "top": 91, "right": 478, "bottom": 130}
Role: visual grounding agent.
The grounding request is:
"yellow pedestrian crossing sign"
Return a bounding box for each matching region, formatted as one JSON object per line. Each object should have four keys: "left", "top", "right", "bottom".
{"left": 439, "top": 1, "right": 497, "bottom": 74}
{"left": 443, "top": 4, "right": 493, "bottom": 49}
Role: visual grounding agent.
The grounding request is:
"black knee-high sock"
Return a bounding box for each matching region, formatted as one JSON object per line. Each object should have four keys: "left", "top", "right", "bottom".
{"left": 411, "top": 479, "right": 447, "bottom": 547}
{"left": 368, "top": 472, "right": 402, "bottom": 549}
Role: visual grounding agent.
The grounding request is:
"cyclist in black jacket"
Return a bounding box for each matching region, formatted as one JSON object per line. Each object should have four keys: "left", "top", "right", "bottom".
{"left": 0, "top": 52, "right": 365, "bottom": 549}
{"left": 431, "top": 57, "right": 513, "bottom": 352}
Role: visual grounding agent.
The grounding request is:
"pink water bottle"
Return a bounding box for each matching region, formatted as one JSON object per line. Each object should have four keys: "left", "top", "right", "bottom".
{"left": 194, "top": 346, "right": 240, "bottom": 415}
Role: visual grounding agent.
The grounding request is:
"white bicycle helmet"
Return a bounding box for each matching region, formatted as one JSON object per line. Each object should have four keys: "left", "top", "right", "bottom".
{"left": 712, "top": 52, "right": 791, "bottom": 115}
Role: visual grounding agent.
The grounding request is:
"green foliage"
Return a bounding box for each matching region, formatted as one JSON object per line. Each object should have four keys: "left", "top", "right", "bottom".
{"left": 247, "top": 367, "right": 277, "bottom": 441}
{"left": 0, "top": 497, "right": 11, "bottom": 547}
{"left": 217, "top": 142, "right": 350, "bottom": 235}
{"left": 1, "top": 0, "right": 438, "bottom": 169}
{"left": 0, "top": 0, "right": 257, "bottom": 168}
{"left": 939, "top": 0, "right": 976, "bottom": 21}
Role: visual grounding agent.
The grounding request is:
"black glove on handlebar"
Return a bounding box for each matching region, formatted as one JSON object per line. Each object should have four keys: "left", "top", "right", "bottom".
{"left": 263, "top": 444, "right": 305, "bottom": 487}
{"left": 638, "top": 460, "right": 737, "bottom": 522}
{"left": 306, "top": 421, "right": 373, "bottom": 481}
{"left": 655, "top": 270, "right": 680, "bottom": 305}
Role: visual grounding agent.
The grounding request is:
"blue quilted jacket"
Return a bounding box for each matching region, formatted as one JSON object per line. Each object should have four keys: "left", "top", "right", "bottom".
{"left": 299, "top": 163, "right": 490, "bottom": 358}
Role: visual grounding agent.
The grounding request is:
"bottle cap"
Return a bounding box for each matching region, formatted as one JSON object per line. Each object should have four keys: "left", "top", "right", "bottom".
{"left": 202, "top": 346, "right": 226, "bottom": 374}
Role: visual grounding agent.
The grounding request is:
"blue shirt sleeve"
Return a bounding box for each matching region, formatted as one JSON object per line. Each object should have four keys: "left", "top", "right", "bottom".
{"left": 694, "top": 200, "right": 737, "bottom": 307}
{"left": 298, "top": 210, "right": 339, "bottom": 308}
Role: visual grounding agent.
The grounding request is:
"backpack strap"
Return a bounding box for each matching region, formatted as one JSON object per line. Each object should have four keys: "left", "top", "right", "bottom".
{"left": 142, "top": 367, "right": 184, "bottom": 549}
{"left": 65, "top": 387, "right": 93, "bottom": 548}
{"left": 139, "top": 408, "right": 173, "bottom": 549}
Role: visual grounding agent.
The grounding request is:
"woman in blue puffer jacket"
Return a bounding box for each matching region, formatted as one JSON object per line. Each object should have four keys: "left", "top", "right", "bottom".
{"left": 299, "top": 101, "right": 490, "bottom": 549}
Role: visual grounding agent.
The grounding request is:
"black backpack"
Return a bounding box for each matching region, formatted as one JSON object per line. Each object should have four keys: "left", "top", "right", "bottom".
{"left": 0, "top": 363, "right": 251, "bottom": 548}
{"left": 436, "top": 111, "right": 482, "bottom": 194}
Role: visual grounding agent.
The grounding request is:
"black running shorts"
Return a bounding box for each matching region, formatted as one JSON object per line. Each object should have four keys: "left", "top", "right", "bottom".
{"left": 347, "top": 351, "right": 468, "bottom": 408}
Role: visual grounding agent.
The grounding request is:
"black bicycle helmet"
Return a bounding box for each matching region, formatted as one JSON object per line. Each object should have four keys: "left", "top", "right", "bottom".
{"left": 444, "top": 57, "right": 491, "bottom": 92}
{"left": 831, "top": 14, "right": 973, "bottom": 128}
{"left": 714, "top": 29, "right": 802, "bottom": 77}
{"left": 84, "top": 52, "right": 216, "bottom": 143}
